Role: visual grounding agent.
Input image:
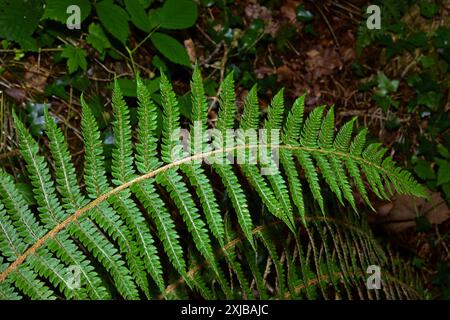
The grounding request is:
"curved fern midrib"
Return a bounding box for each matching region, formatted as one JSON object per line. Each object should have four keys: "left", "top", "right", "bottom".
{"left": 0, "top": 143, "right": 414, "bottom": 283}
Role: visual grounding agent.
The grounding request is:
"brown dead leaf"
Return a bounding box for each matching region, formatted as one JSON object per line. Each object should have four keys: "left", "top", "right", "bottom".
{"left": 378, "top": 202, "right": 394, "bottom": 216}
{"left": 339, "top": 46, "right": 355, "bottom": 63}
{"left": 244, "top": 3, "right": 279, "bottom": 37}
{"left": 280, "top": 0, "right": 301, "bottom": 22}
{"left": 276, "top": 65, "right": 295, "bottom": 82}
{"left": 372, "top": 192, "right": 450, "bottom": 233}
{"left": 184, "top": 38, "right": 196, "bottom": 63}
{"left": 418, "top": 242, "right": 431, "bottom": 258}
{"left": 254, "top": 67, "right": 274, "bottom": 79}
{"left": 23, "top": 60, "right": 48, "bottom": 92}
{"left": 4, "top": 87, "right": 26, "bottom": 103}
{"left": 244, "top": 3, "right": 272, "bottom": 21}
{"left": 305, "top": 46, "right": 343, "bottom": 82}
{"left": 423, "top": 192, "right": 450, "bottom": 225}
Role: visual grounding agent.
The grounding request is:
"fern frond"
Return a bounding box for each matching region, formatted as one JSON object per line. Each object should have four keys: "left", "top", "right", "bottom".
{"left": 212, "top": 73, "right": 255, "bottom": 249}
{"left": 12, "top": 112, "right": 108, "bottom": 299}
{"left": 0, "top": 169, "right": 45, "bottom": 244}
{"left": 283, "top": 95, "right": 305, "bottom": 144}
{"left": 160, "top": 72, "right": 182, "bottom": 163}
{"left": 265, "top": 89, "right": 285, "bottom": 130}
{"left": 214, "top": 164, "right": 256, "bottom": 250}
{"left": 0, "top": 71, "right": 427, "bottom": 300}
{"left": 238, "top": 89, "right": 287, "bottom": 227}
{"left": 109, "top": 82, "right": 165, "bottom": 296}
{"left": 181, "top": 163, "right": 225, "bottom": 245}
{"left": 240, "top": 85, "right": 259, "bottom": 130}
{"left": 263, "top": 90, "right": 295, "bottom": 229}
{"left": 185, "top": 67, "right": 225, "bottom": 246}
{"left": 0, "top": 170, "right": 86, "bottom": 299}
{"left": 156, "top": 169, "right": 230, "bottom": 297}
{"left": 132, "top": 83, "right": 192, "bottom": 289}
{"left": 135, "top": 74, "right": 160, "bottom": 172}
{"left": 216, "top": 72, "right": 236, "bottom": 133}
{"left": 80, "top": 96, "right": 110, "bottom": 197}
{"left": 279, "top": 149, "right": 306, "bottom": 223}
{"left": 43, "top": 109, "right": 140, "bottom": 299}
{"left": 10, "top": 267, "right": 56, "bottom": 300}
{"left": 281, "top": 95, "right": 306, "bottom": 222}
{"left": 81, "top": 97, "right": 151, "bottom": 297}
{"left": 222, "top": 216, "right": 253, "bottom": 299}
{"left": 159, "top": 72, "right": 231, "bottom": 297}
{"left": 0, "top": 264, "right": 20, "bottom": 300}
{"left": 191, "top": 64, "right": 209, "bottom": 130}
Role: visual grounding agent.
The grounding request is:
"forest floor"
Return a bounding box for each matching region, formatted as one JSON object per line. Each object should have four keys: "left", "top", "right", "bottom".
{"left": 0, "top": 0, "right": 449, "bottom": 298}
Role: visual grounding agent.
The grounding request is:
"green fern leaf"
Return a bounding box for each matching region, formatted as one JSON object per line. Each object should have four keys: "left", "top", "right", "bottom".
{"left": 0, "top": 70, "right": 427, "bottom": 301}
{"left": 12, "top": 112, "right": 108, "bottom": 299}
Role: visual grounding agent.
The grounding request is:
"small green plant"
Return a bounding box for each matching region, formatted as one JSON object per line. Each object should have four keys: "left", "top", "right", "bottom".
{"left": 372, "top": 72, "right": 400, "bottom": 112}
{"left": 0, "top": 67, "right": 427, "bottom": 299}
{"left": 0, "top": 0, "right": 198, "bottom": 70}
{"left": 355, "top": 0, "right": 450, "bottom": 205}
{"left": 413, "top": 130, "right": 450, "bottom": 204}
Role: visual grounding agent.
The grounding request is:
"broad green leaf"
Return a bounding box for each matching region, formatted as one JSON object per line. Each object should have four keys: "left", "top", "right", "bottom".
{"left": 96, "top": 0, "right": 129, "bottom": 44}
{"left": 406, "top": 32, "right": 427, "bottom": 48}
{"left": 296, "top": 5, "right": 314, "bottom": 22}
{"left": 433, "top": 27, "right": 450, "bottom": 49}
{"left": 420, "top": 56, "right": 437, "bottom": 69}
{"left": 125, "top": 0, "right": 152, "bottom": 32}
{"left": 115, "top": 78, "right": 161, "bottom": 97}
{"left": 437, "top": 144, "right": 450, "bottom": 159}
{"left": 159, "top": 0, "right": 198, "bottom": 30}
{"left": 148, "top": 8, "right": 162, "bottom": 29}
{"left": 150, "top": 32, "right": 191, "bottom": 66}
{"left": 140, "top": 0, "right": 153, "bottom": 9}
{"left": 177, "top": 93, "right": 192, "bottom": 120}
{"left": 86, "top": 23, "right": 111, "bottom": 53}
{"left": 443, "top": 183, "right": 450, "bottom": 202}
{"left": 61, "top": 45, "right": 87, "bottom": 73}
{"left": 0, "top": 0, "right": 44, "bottom": 50}
{"left": 419, "top": 0, "right": 438, "bottom": 18}
{"left": 414, "top": 160, "right": 435, "bottom": 180}
{"left": 417, "top": 91, "right": 442, "bottom": 110}
{"left": 436, "top": 160, "right": 450, "bottom": 186}
{"left": 377, "top": 72, "right": 399, "bottom": 95}
{"left": 43, "top": 0, "right": 91, "bottom": 24}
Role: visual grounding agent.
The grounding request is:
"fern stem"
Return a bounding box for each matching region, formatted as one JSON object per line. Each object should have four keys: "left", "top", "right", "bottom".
{"left": 0, "top": 143, "right": 424, "bottom": 283}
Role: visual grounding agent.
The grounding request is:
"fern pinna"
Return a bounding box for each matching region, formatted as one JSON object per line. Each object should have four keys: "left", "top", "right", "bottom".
{"left": 0, "top": 67, "right": 426, "bottom": 300}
